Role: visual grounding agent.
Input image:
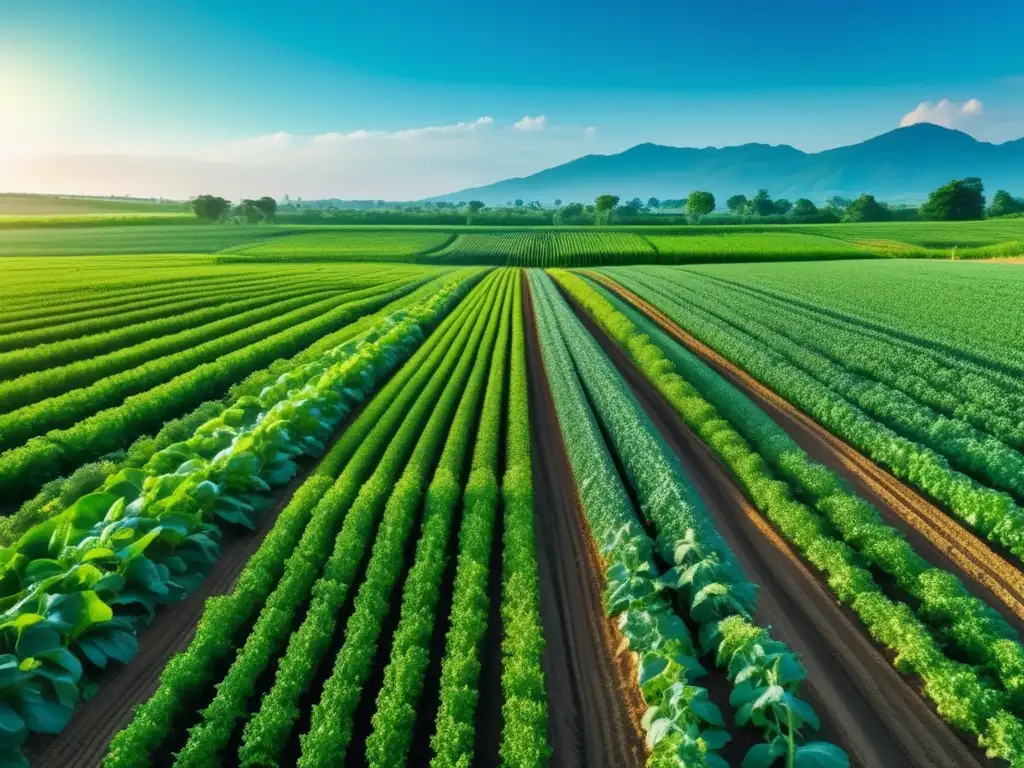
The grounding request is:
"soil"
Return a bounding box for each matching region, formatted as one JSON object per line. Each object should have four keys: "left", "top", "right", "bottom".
{"left": 564, "top": 285, "right": 993, "bottom": 768}
{"left": 588, "top": 272, "right": 1024, "bottom": 635}
{"left": 522, "top": 276, "right": 647, "bottom": 768}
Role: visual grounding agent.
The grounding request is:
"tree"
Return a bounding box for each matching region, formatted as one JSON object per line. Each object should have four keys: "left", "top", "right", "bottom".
{"left": 628, "top": 197, "right": 644, "bottom": 210}
{"left": 465, "top": 200, "right": 485, "bottom": 224}
{"left": 750, "top": 189, "right": 774, "bottom": 216}
{"left": 235, "top": 199, "right": 266, "bottom": 223}
{"left": 920, "top": 177, "right": 985, "bottom": 221}
{"left": 791, "top": 198, "right": 818, "bottom": 217}
{"left": 192, "top": 194, "right": 231, "bottom": 221}
{"left": 594, "top": 194, "right": 620, "bottom": 224}
{"left": 255, "top": 196, "right": 277, "bottom": 221}
{"left": 726, "top": 195, "right": 748, "bottom": 214}
{"left": 773, "top": 198, "right": 793, "bottom": 215}
{"left": 648, "top": 197, "right": 661, "bottom": 210}
{"left": 824, "top": 196, "right": 851, "bottom": 213}
{"left": 514, "top": 199, "right": 524, "bottom": 208}
{"left": 685, "top": 191, "right": 715, "bottom": 221}
{"left": 554, "top": 199, "right": 563, "bottom": 207}
{"left": 842, "top": 194, "right": 889, "bottom": 223}
{"left": 987, "top": 189, "right": 1022, "bottom": 218}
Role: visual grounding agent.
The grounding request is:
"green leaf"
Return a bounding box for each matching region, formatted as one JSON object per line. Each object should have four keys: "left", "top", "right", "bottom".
{"left": 701, "top": 728, "right": 731, "bottom": 750}
{"left": 793, "top": 742, "right": 850, "bottom": 768}
{"left": 17, "top": 685, "right": 73, "bottom": 733}
{"left": 115, "top": 529, "right": 162, "bottom": 565}
{"left": 742, "top": 742, "right": 786, "bottom": 768}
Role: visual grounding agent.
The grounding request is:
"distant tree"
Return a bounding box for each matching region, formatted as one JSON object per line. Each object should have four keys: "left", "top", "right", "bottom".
{"left": 920, "top": 177, "right": 985, "bottom": 221}
{"left": 647, "top": 197, "right": 661, "bottom": 210}
{"left": 465, "top": 200, "right": 485, "bottom": 224}
{"left": 628, "top": 197, "right": 644, "bottom": 211}
{"left": 255, "top": 196, "right": 277, "bottom": 221}
{"left": 750, "top": 189, "right": 774, "bottom": 216}
{"left": 617, "top": 200, "right": 641, "bottom": 219}
{"left": 595, "top": 194, "right": 620, "bottom": 224}
{"left": 553, "top": 201, "right": 587, "bottom": 225}
{"left": 685, "top": 191, "right": 716, "bottom": 221}
{"left": 554, "top": 198, "right": 563, "bottom": 207}
{"left": 235, "top": 199, "right": 266, "bottom": 223}
{"left": 514, "top": 199, "right": 524, "bottom": 208}
{"left": 773, "top": 198, "right": 793, "bottom": 215}
{"left": 842, "top": 194, "right": 889, "bottom": 223}
{"left": 726, "top": 194, "right": 748, "bottom": 214}
{"left": 192, "top": 194, "right": 231, "bottom": 221}
{"left": 661, "top": 198, "right": 686, "bottom": 210}
{"left": 823, "top": 196, "right": 852, "bottom": 212}
{"left": 988, "top": 189, "right": 1023, "bottom": 217}
{"left": 791, "top": 198, "right": 819, "bottom": 217}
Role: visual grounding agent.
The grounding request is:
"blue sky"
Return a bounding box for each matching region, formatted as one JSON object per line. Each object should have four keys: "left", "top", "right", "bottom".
{"left": 2, "top": 0, "right": 1023, "bottom": 198}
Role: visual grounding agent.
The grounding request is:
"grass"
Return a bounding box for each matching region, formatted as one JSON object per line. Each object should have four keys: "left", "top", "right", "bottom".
{"left": 0, "top": 193, "right": 189, "bottom": 216}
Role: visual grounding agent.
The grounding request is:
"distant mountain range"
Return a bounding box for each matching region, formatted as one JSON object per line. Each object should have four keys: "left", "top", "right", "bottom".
{"left": 429, "top": 124, "right": 1024, "bottom": 206}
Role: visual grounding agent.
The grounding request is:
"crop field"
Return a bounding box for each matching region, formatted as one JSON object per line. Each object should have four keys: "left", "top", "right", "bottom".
{"left": 644, "top": 231, "right": 876, "bottom": 261}
{"left": 219, "top": 230, "right": 455, "bottom": 262}
{"left": 4, "top": 254, "right": 1024, "bottom": 768}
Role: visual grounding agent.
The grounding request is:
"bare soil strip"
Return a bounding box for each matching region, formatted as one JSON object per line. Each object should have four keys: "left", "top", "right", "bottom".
{"left": 522, "top": 277, "right": 646, "bottom": 768}
{"left": 587, "top": 271, "right": 1024, "bottom": 632}
{"left": 565, "top": 288, "right": 991, "bottom": 768}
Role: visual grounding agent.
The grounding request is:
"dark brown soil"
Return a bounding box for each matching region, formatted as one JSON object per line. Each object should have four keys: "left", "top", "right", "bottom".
{"left": 522, "top": 276, "right": 647, "bottom": 768}
{"left": 566, "top": 287, "right": 991, "bottom": 768}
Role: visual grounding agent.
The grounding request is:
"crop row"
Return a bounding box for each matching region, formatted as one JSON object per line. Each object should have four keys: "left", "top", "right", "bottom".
{"left": 685, "top": 270, "right": 1024, "bottom": 450}
{"left": 604, "top": 268, "right": 1024, "bottom": 563}
{"left": 102, "top": 272, "right": 492, "bottom": 768}
{"left": 559, "top": 269, "right": 1024, "bottom": 763}
{"left": 433, "top": 231, "right": 656, "bottom": 267}
{"left": 529, "top": 270, "right": 847, "bottom": 768}
{"left": 0, "top": 277, "right": 441, "bottom": 503}
{"left": 0, "top": 269, "right": 471, "bottom": 544}
{"left": 637, "top": 268, "right": 1024, "bottom": 499}
{"left": 495, "top": 275, "right": 550, "bottom": 766}
{"left": 174, "top": 271, "right": 506, "bottom": 768}
{"left": 219, "top": 230, "right": 454, "bottom": 262}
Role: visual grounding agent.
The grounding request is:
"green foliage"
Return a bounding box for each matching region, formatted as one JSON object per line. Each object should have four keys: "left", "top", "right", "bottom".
{"left": 595, "top": 194, "right": 620, "bottom": 224}
{"left": 191, "top": 195, "right": 231, "bottom": 221}
{"left": 726, "top": 194, "right": 748, "bottom": 213}
{"left": 841, "top": 194, "right": 889, "bottom": 222}
{"left": 921, "top": 177, "right": 986, "bottom": 221}
{"left": 432, "top": 230, "right": 655, "bottom": 267}
{"left": 790, "top": 198, "right": 818, "bottom": 217}
{"left": 685, "top": 191, "right": 716, "bottom": 221}
{"left": 218, "top": 230, "right": 453, "bottom": 262}
{"left": 988, "top": 190, "right": 1024, "bottom": 218}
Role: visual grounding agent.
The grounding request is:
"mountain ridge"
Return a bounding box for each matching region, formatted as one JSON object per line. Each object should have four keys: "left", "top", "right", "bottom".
{"left": 429, "top": 124, "right": 1024, "bottom": 206}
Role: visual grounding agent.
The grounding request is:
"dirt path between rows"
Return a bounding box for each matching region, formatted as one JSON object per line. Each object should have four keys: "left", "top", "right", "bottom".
{"left": 587, "top": 272, "right": 1024, "bottom": 635}
{"left": 564, "top": 288, "right": 991, "bottom": 768}
{"left": 522, "top": 276, "right": 647, "bottom": 768}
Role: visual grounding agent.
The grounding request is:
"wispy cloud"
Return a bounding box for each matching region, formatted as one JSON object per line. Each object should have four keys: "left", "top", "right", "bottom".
{"left": 584, "top": 126, "right": 597, "bottom": 137}
{"left": 900, "top": 98, "right": 984, "bottom": 129}
{"left": 513, "top": 115, "right": 547, "bottom": 132}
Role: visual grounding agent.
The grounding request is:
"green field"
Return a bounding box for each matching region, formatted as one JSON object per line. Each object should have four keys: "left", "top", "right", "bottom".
{"left": 1, "top": 217, "right": 1021, "bottom": 263}
{"left": 219, "top": 229, "right": 455, "bottom": 261}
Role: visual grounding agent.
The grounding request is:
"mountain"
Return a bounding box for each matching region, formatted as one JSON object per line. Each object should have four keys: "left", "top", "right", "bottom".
{"left": 430, "top": 124, "right": 1024, "bottom": 206}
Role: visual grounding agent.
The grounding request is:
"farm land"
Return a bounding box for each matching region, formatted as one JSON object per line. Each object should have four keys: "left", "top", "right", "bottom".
{"left": 2, "top": 216, "right": 1024, "bottom": 768}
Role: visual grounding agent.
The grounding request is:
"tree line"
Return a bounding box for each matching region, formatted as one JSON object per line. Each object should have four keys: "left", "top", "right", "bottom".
{"left": 191, "top": 178, "right": 1023, "bottom": 225}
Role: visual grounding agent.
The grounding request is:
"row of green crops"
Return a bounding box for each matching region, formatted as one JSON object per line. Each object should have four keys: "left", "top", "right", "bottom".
{"left": 603, "top": 267, "right": 1024, "bottom": 564}
{"left": 682, "top": 260, "right": 1024, "bottom": 375}
{"left": 644, "top": 232, "right": 878, "bottom": 261}
{"left": 559, "top": 269, "right": 1024, "bottom": 763}
{"left": 103, "top": 272, "right": 495, "bottom": 768}
{"left": 0, "top": 271, "right": 483, "bottom": 768}
{"left": 431, "top": 231, "right": 656, "bottom": 267}
{"left": 217, "top": 230, "right": 455, "bottom": 262}
{"left": 680, "top": 268, "right": 1024, "bottom": 451}
{"left": 625, "top": 268, "right": 1024, "bottom": 500}
{"left": 495, "top": 275, "right": 550, "bottom": 766}
{"left": 0, "top": 277, "right": 442, "bottom": 504}
{"left": 175, "top": 271, "right": 508, "bottom": 768}
{"left": 0, "top": 280, "right": 420, "bottom": 452}
{"left": 0, "top": 278, "right": 406, "bottom": 416}
{"left": 0, "top": 270, "right": 474, "bottom": 544}
{"left": 528, "top": 269, "right": 848, "bottom": 768}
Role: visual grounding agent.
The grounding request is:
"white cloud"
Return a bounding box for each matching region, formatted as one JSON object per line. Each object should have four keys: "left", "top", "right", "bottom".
{"left": 584, "top": 126, "right": 597, "bottom": 137}
{"left": 900, "top": 98, "right": 984, "bottom": 129}
{"left": 513, "top": 115, "right": 547, "bottom": 132}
